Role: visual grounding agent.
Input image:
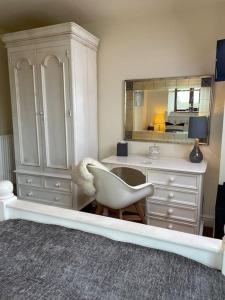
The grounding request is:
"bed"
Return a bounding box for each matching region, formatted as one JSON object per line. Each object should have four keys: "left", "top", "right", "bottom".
{"left": 0, "top": 181, "right": 225, "bottom": 299}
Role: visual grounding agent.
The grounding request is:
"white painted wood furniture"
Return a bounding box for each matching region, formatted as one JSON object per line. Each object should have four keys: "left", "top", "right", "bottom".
{"left": 102, "top": 155, "right": 207, "bottom": 235}
{"left": 2, "top": 23, "right": 99, "bottom": 210}
{"left": 0, "top": 180, "right": 224, "bottom": 275}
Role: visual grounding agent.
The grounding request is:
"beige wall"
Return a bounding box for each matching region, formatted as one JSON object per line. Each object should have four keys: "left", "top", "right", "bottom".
{"left": 0, "top": 29, "right": 12, "bottom": 135}
{"left": 84, "top": 8, "right": 225, "bottom": 224}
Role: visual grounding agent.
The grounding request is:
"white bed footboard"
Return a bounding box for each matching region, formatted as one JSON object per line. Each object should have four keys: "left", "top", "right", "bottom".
{"left": 0, "top": 180, "right": 224, "bottom": 275}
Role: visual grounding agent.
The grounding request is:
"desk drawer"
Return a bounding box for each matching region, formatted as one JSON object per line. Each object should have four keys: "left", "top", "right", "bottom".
{"left": 44, "top": 177, "right": 71, "bottom": 192}
{"left": 146, "top": 201, "right": 197, "bottom": 223}
{"left": 148, "top": 186, "right": 198, "bottom": 206}
{"left": 18, "top": 186, "right": 72, "bottom": 208}
{"left": 147, "top": 170, "right": 199, "bottom": 189}
{"left": 147, "top": 216, "right": 197, "bottom": 234}
{"left": 17, "top": 174, "right": 42, "bottom": 187}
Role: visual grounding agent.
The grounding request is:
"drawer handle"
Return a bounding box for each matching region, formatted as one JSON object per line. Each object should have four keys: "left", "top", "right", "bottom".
{"left": 168, "top": 224, "right": 173, "bottom": 229}
{"left": 26, "top": 179, "right": 32, "bottom": 184}
{"left": 168, "top": 192, "right": 174, "bottom": 199}
{"left": 167, "top": 208, "right": 174, "bottom": 215}
{"left": 55, "top": 182, "right": 61, "bottom": 188}
{"left": 26, "top": 192, "right": 33, "bottom": 197}
{"left": 169, "top": 177, "right": 175, "bottom": 183}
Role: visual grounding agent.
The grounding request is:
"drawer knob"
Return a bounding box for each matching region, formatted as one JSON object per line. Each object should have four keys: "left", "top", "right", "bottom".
{"left": 167, "top": 208, "right": 174, "bottom": 215}
{"left": 27, "top": 192, "right": 33, "bottom": 197}
{"left": 168, "top": 224, "right": 173, "bottom": 229}
{"left": 169, "top": 177, "right": 175, "bottom": 183}
{"left": 55, "top": 182, "right": 61, "bottom": 188}
{"left": 55, "top": 197, "right": 60, "bottom": 201}
{"left": 26, "top": 179, "right": 32, "bottom": 184}
{"left": 168, "top": 192, "right": 174, "bottom": 199}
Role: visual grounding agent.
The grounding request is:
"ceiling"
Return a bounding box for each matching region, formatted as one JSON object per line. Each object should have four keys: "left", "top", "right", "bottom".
{"left": 0, "top": 0, "right": 225, "bottom": 32}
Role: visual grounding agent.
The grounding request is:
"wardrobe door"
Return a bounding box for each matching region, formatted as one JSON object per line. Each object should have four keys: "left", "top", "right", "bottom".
{"left": 37, "top": 46, "right": 73, "bottom": 173}
{"left": 9, "top": 50, "right": 42, "bottom": 171}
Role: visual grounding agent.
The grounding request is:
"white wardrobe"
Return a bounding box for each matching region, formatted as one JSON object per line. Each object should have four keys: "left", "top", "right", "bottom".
{"left": 2, "top": 22, "right": 99, "bottom": 210}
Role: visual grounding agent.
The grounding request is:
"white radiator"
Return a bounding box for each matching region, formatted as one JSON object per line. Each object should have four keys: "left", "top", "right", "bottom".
{"left": 0, "top": 135, "right": 15, "bottom": 183}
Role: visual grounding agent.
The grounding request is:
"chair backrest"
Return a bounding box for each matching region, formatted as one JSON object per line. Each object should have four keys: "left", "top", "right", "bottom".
{"left": 87, "top": 165, "right": 151, "bottom": 209}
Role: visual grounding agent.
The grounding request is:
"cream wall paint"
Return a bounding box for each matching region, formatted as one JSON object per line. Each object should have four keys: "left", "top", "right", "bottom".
{"left": 84, "top": 9, "right": 225, "bottom": 224}
{"left": 0, "top": 29, "right": 12, "bottom": 135}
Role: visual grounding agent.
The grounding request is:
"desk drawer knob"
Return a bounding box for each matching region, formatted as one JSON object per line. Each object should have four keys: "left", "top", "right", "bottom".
{"left": 55, "top": 182, "right": 61, "bottom": 188}
{"left": 168, "top": 224, "right": 173, "bottom": 229}
{"left": 26, "top": 179, "right": 32, "bottom": 184}
{"left": 167, "top": 208, "right": 174, "bottom": 215}
{"left": 169, "top": 177, "right": 175, "bottom": 183}
{"left": 27, "top": 192, "right": 33, "bottom": 197}
{"left": 168, "top": 192, "right": 174, "bottom": 199}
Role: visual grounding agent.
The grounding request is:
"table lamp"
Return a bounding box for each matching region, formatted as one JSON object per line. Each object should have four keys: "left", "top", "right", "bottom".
{"left": 154, "top": 113, "right": 165, "bottom": 132}
{"left": 188, "top": 116, "right": 208, "bottom": 163}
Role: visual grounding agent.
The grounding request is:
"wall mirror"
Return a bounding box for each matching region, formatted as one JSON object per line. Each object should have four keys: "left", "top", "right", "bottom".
{"left": 124, "top": 75, "right": 213, "bottom": 144}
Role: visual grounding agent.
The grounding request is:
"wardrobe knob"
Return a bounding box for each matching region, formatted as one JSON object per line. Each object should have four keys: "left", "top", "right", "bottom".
{"left": 169, "top": 177, "right": 175, "bottom": 183}
{"left": 167, "top": 208, "right": 174, "bottom": 215}
{"left": 27, "top": 192, "right": 33, "bottom": 197}
{"left": 168, "top": 192, "right": 174, "bottom": 199}
{"left": 26, "top": 179, "right": 32, "bottom": 184}
{"left": 39, "top": 111, "right": 44, "bottom": 116}
{"left": 55, "top": 182, "right": 61, "bottom": 188}
{"left": 168, "top": 224, "right": 173, "bottom": 230}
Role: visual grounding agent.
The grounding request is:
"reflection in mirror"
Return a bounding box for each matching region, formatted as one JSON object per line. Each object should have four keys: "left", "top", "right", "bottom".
{"left": 124, "top": 76, "right": 213, "bottom": 144}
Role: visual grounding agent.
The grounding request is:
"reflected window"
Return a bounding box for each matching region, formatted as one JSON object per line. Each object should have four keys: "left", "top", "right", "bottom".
{"left": 175, "top": 88, "right": 200, "bottom": 112}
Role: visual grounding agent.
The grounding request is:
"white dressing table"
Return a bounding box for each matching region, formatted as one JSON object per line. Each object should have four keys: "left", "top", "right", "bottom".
{"left": 102, "top": 155, "right": 207, "bottom": 235}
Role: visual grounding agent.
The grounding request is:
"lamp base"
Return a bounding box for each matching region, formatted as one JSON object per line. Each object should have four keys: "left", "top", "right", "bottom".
{"left": 189, "top": 139, "right": 203, "bottom": 163}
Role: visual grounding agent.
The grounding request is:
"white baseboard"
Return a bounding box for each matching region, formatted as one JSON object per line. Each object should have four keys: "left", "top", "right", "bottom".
{"left": 202, "top": 214, "right": 214, "bottom": 228}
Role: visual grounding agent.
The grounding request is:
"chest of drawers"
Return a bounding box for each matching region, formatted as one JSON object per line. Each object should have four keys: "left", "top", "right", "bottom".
{"left": 16, "top": 172, "right": 73, "bottom": 209}
{"left": 102, "top": 155, "right": 207, "bottom": 235}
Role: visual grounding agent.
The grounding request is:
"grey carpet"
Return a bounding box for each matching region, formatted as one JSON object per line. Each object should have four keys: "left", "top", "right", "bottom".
{"left": 0, "top": 219, "right": 224, "bottom": 300}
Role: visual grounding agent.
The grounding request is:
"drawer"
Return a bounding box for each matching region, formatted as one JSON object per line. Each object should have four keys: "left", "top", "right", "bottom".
{"left": 147, "top": 216, "right": 197, "bottom": 234}
{"left": 18, "top": 186, "right": 72, "bottom": 208}
{"left": 17, "top": 174, "right": 42, "bottom": 187}
{"left": 44, "top": 177, "right": 71, "bottom": 192}
{"left": 147, "top": 170, "right": 199, "bottom": 189}
{"left": 146, "top": 201, "right": 197, "bottom": 223}
{"left": 148, "top": 186, "right": 198, "bottom": 206}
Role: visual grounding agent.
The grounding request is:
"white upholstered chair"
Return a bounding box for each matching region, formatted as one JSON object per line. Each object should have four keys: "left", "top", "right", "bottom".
{"left": 87, "top": 165, "right": 154, "bottom": 222}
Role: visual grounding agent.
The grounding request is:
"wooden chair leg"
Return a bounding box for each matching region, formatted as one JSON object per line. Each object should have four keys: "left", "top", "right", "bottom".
{"left": 96, "top": 203, "right": 103, "bottom": 215}
{"left": 103, "top": 207, "right": 109, "bottom": 216}
{"left": 119, "top": 209, "right": 123, "bottom": 220}
{"left": 134, "top": 202, "right": 145, "bottom": 223}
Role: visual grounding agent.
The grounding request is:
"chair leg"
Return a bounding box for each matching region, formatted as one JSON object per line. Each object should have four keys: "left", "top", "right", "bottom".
{"left": 119, "top": 209, "right": 123, "bottom": 220}
{"left": 134, "top": 202, "right": 145, "bottom": 223}
{"left": 96, "top": 203, "right": 103, "bottom": 215}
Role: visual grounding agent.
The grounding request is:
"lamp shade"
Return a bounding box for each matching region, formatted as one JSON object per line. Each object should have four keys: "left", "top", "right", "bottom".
{"left": 188, "top": 116, "right": 208, "bottom": 139}
{"left": 154, "top": 113, "right": 165, "bottom": 124}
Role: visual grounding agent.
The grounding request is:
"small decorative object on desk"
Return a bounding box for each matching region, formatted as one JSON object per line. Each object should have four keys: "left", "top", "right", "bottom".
{"left": 117, "top": 141, "right": 128, "bottom": 156}
{"left": 149, "top": 144, "right": 160, "bottom": 159}
{"left": 188, "top": 116, "right": 208, "bottom": 163}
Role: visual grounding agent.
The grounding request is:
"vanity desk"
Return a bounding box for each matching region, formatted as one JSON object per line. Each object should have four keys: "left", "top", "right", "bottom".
{"left": 102, "top": 155, "right": 207, "bottom": 235}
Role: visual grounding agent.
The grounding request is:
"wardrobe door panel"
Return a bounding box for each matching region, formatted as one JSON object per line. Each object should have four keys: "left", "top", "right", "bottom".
{"left": 9, "top": 51, "right": 42, "bottom": 169}
{"left": 37, "top": 46, "right": 72, "bottom": 171}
